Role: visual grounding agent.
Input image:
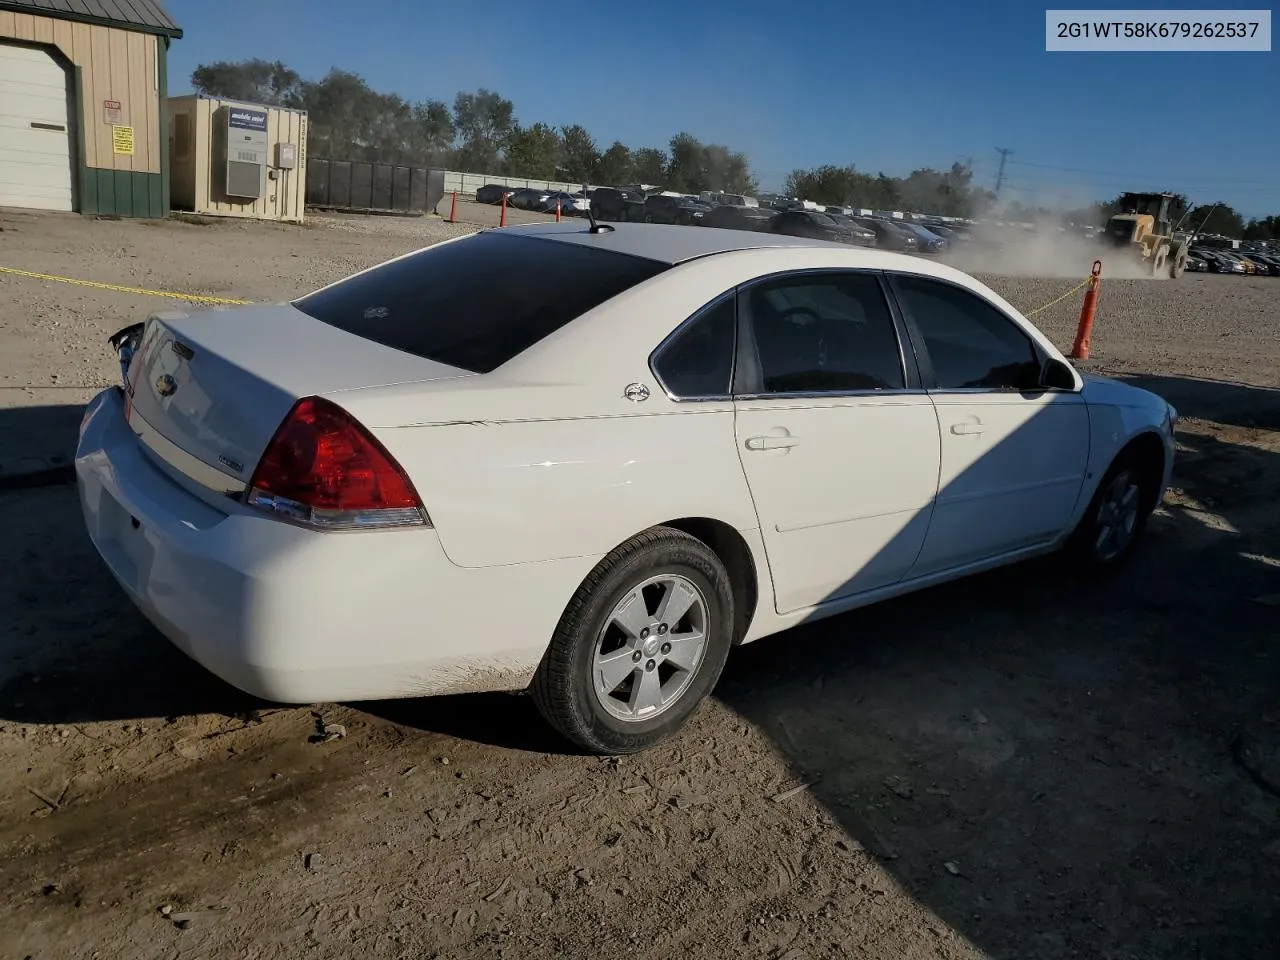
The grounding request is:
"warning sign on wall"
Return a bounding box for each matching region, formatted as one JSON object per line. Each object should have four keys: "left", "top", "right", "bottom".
{"left": 112, "top": 125, "right": 135, "bottom": 155}
{"left": 103, "top": 100, "right": 122, "bottom": 124}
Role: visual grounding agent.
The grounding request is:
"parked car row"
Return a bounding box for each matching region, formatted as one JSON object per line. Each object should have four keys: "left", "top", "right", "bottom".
{"left": 584, "top": 189, "right": 963, "bottom": 254}
{"left": 474, "top": 184, "right": 591, "bottom": 216}
{"left": 1186, "top": 245, "right": 1280, "bottom": 276}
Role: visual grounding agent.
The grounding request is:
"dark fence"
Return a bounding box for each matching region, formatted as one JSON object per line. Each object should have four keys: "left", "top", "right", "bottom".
{"left": 306, "top": 159, "right": 445, "bottom": 215}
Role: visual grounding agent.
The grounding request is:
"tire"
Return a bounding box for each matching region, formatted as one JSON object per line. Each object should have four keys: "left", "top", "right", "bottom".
{"left": 1169, "top": 246, "right": 1188, "bottom": 279}
{"left": 531, "top": 527, "right": 735, "bottom": 755}
{"left": 643, "top": 213, "right": 654, "bottom": 223}
{"left": 1150, "top": 246, "right": 1168, "bottom": 276}
{"left": 1063, "top": 448, "right": 1159, "bottom": 579}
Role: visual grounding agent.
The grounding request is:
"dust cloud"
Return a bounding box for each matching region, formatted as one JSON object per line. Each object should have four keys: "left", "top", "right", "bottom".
{"left": 941, "top": 218, "right": 1162, "bottom": 281}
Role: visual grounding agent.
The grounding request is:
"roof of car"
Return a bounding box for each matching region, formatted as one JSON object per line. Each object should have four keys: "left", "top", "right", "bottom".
{"left": 495, "top": 221, "right": 940, "bottom": 269}
{"left": 497, "top": 221, "right": 846, "bottom": 264}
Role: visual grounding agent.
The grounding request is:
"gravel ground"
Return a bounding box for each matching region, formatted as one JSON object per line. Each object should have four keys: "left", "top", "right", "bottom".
{"left": 1, "top": 206, "right": 1278, "bottom": 960}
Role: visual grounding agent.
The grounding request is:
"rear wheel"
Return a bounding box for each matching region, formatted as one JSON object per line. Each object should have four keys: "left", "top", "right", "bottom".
{"left": 531, "top": 527, "right": 734, "bottom": 755}
{"left": 1169, "top": 246, "right": 1188, "bottom": 279}
{"left": 1064, "top": 448, "right": 1159, "bottom": 579}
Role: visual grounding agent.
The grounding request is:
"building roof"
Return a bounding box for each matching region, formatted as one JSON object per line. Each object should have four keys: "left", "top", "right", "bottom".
{"left": 0, "top": 0, "right": 182, "bottom": 38}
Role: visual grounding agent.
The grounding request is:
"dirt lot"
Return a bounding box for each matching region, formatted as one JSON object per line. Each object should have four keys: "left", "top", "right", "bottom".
{"left": 1, "top": 206, "right": 1278, "bottom": 960}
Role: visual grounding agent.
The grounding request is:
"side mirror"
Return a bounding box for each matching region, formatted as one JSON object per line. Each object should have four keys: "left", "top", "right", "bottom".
{"left": 1040, "top": 357, "right": 1077, "bottom": 391}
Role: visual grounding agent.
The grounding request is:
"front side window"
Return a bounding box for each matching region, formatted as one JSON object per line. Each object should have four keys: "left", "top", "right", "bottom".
{"left": 745, "top": 273, "right": 905, "bottom": 394}
{"left": 652, "top": 296, "right": 736, "bottom": 398}
{"left": 892, "top": 275, "right": 1040, "bottom": 390}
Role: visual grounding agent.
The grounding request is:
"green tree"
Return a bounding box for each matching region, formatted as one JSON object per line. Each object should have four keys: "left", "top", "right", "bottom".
{"left": 630, "top": 147, "right": 668, "bottom": 186}
{"left": 452, "top": 88, "right": 515, "bottom": 172}
{"left": 1243, "top": 215, "right": 1278, "bottom": 242}
{"left": 299, "top": 69, "right": 386, "bottom": 161}
{"left": 596, "top": 142, "right": 633, "bottom": 185}
{"left": 1186, "top": 201, "right": 1245, "bottom": 238}
{"left": 410, "top": 100, "right": 455, "bottom": 165}
{"left": 664, "top": 132, "right": 706, "bottom": 192}
{"left": 190, "top": 59, "right": 303, "bottom": 107}
{"left": 504, "top": 123, "right": 562, "bottom": 179}
{"left": 558, "top": 125, "right": 600, "bottom": 182}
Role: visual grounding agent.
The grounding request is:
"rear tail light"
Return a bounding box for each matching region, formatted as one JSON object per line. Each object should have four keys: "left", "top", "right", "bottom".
{"left": 246, "top": 396, "right": 429, "bottom": 531}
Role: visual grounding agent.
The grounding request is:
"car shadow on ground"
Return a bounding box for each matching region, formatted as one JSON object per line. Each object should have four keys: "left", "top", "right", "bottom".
{"left": 1, "top": 379, "right": 1278, "bottom": 957}
{"left": 714, "top": 374, "right": 1280, "bottom": 958}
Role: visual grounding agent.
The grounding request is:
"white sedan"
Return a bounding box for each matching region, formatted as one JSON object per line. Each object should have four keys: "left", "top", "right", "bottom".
{"left": 76, "top": 223, "right": 1177, "bottom": 754}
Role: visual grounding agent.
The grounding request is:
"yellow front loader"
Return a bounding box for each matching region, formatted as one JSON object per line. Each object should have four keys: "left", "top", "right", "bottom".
{"left": 1101, "top": 192, "right": 1190, "bottom": 278}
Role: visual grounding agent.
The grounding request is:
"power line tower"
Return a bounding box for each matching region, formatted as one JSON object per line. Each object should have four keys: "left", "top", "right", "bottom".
{"left": 993, "top": 147, "right": 1014, "bottom": 197}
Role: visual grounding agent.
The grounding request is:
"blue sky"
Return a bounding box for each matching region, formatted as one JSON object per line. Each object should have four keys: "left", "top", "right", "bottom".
{"left": 165, "top": 0, "right": 1278, "bottom": 216}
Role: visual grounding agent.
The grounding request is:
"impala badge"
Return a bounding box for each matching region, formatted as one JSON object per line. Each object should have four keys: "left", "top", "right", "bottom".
{"left": 624, "top": 382, "right": 650, "bottom": 402}
{"left": 155, "top": 373, "right": 177, "bottom": 397}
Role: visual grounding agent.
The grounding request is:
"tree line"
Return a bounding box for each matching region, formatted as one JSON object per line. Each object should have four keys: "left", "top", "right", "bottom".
{"left": 781, "top": 164, "right": 992, "bottom": 219}
{"left": 189, "top": 59, "right": 755, "bottom": 194}
{"left": 191, "top": 59, "right": 1277, "bottom": 238}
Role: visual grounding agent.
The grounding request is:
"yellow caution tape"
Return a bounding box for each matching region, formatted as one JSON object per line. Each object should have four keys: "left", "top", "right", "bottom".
{"left": 1023, "top": 275, "right": 1094, "bottom": 318}
{"left": 0, "top": 266, "right": 251, "bottom": 305}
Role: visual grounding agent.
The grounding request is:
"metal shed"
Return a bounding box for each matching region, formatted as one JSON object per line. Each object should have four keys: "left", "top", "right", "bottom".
{"left": 168, "top": 94, "right": 307, "bottom": 223}
{"left": 0, "top": 0, "right": 182, "bottom": 216}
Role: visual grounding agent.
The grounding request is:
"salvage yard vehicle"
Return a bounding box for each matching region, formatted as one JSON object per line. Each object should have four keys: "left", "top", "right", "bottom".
{"left": 589, "top": 186, "right": 647, "bottom": 222}
{"left": 1102, "top": 192, "right": 1191, "bottom": 278}
{"left": 818, "top": 212, "right": 879, "bottom": 246}
{"left": 853, "top": 216, "right": 920, "bottom": 252}
{"left": 474, "top": 184, "right": 518, "bottom": 205}
{"left": 700, "top": 204, "right": 778, "bottom": 232}
{"left": 642, "top": 194, "right": 712, "bottom": 225}
{"left": 895, "top": 221, "right": 949, "bottom": 254}
{"left": 770, "top": 210, "right": 874, "bottom": 246}
{"left": 507, "top": 188, "right": 552, "bottom": 211}
{"left": 78, "top": 223, "right": 1177, "bottom": 755}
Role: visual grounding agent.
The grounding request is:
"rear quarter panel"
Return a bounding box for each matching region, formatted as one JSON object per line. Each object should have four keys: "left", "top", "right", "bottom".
{"left": 364, "top": 404, "right": 757, "bottom": 568}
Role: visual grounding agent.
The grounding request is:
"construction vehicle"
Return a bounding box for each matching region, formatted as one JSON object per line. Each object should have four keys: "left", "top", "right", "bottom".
{"left": 1101, "top": 192, "right": 1191, "bottom": 278}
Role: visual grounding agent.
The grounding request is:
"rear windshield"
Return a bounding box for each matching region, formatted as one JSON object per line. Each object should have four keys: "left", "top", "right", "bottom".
{"left": 293, "top": 231, "right": 670, "bottom": 373}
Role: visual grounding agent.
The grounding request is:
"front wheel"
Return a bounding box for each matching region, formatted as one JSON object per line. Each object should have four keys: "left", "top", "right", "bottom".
{"left": 1150, "top": 246, "right": 1169, "bottom": 276}
{"left": 1063, "top": 449, "right": 1158, "bottom": 579}
{"left": 531, "top": 527, "right": 735, "bottom": 755}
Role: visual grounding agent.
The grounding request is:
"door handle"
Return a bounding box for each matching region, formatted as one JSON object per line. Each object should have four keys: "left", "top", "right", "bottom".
{"left": 950, "top": 422, "right": 985, "bottom": 436}
{"left": 745, "top": 435, "right": 801, "bottom": 451}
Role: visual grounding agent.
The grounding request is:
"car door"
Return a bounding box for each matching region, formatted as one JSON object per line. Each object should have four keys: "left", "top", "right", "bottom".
{"left": 888, "top": 273, "right": 1090, "bottom": 577}
{"left": 732, "top": 270, "right": 943, "bottom": 615}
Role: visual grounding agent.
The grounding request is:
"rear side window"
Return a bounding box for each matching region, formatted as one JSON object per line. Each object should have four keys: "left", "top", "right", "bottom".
{"left": 746, "top": 272, "right": 906, "bottom": 393}
{"left": 652, "top": 295, "right": 736, "bottom": 398}
{"left": 293, "top": 232, "right": 669, "bottom": 373}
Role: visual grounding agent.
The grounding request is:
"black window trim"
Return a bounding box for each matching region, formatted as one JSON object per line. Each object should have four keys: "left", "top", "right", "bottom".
{"left": 884, "top": 271, "right": 1081, "bottom": 396}
{"left": 732, "top": 268, "right": 925, "bottom": 401}
{"left": 647, "top": 290, "right": 739, "bottom": 402}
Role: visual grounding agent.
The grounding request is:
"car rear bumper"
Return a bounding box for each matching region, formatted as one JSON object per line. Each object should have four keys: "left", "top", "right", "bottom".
{"left": 75, "top": 388, "right": 584, "bottom": 704}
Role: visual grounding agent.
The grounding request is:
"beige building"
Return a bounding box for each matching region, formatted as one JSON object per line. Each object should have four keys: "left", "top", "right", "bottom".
{"left": 169, "top": 95, "right": 308, "bottom": 223}
{"left": 0, "top": 0, "right": 182, "bottom": 217}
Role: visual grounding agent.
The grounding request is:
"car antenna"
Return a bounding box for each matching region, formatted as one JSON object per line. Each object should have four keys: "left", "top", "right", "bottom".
{"left": 585, "top": 183, "right": 614, "bottom": 234}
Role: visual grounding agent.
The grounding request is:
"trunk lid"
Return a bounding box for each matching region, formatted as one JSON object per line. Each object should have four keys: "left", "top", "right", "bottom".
{"left": 123, "top": 304, "right": 472, "bottom": 497}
